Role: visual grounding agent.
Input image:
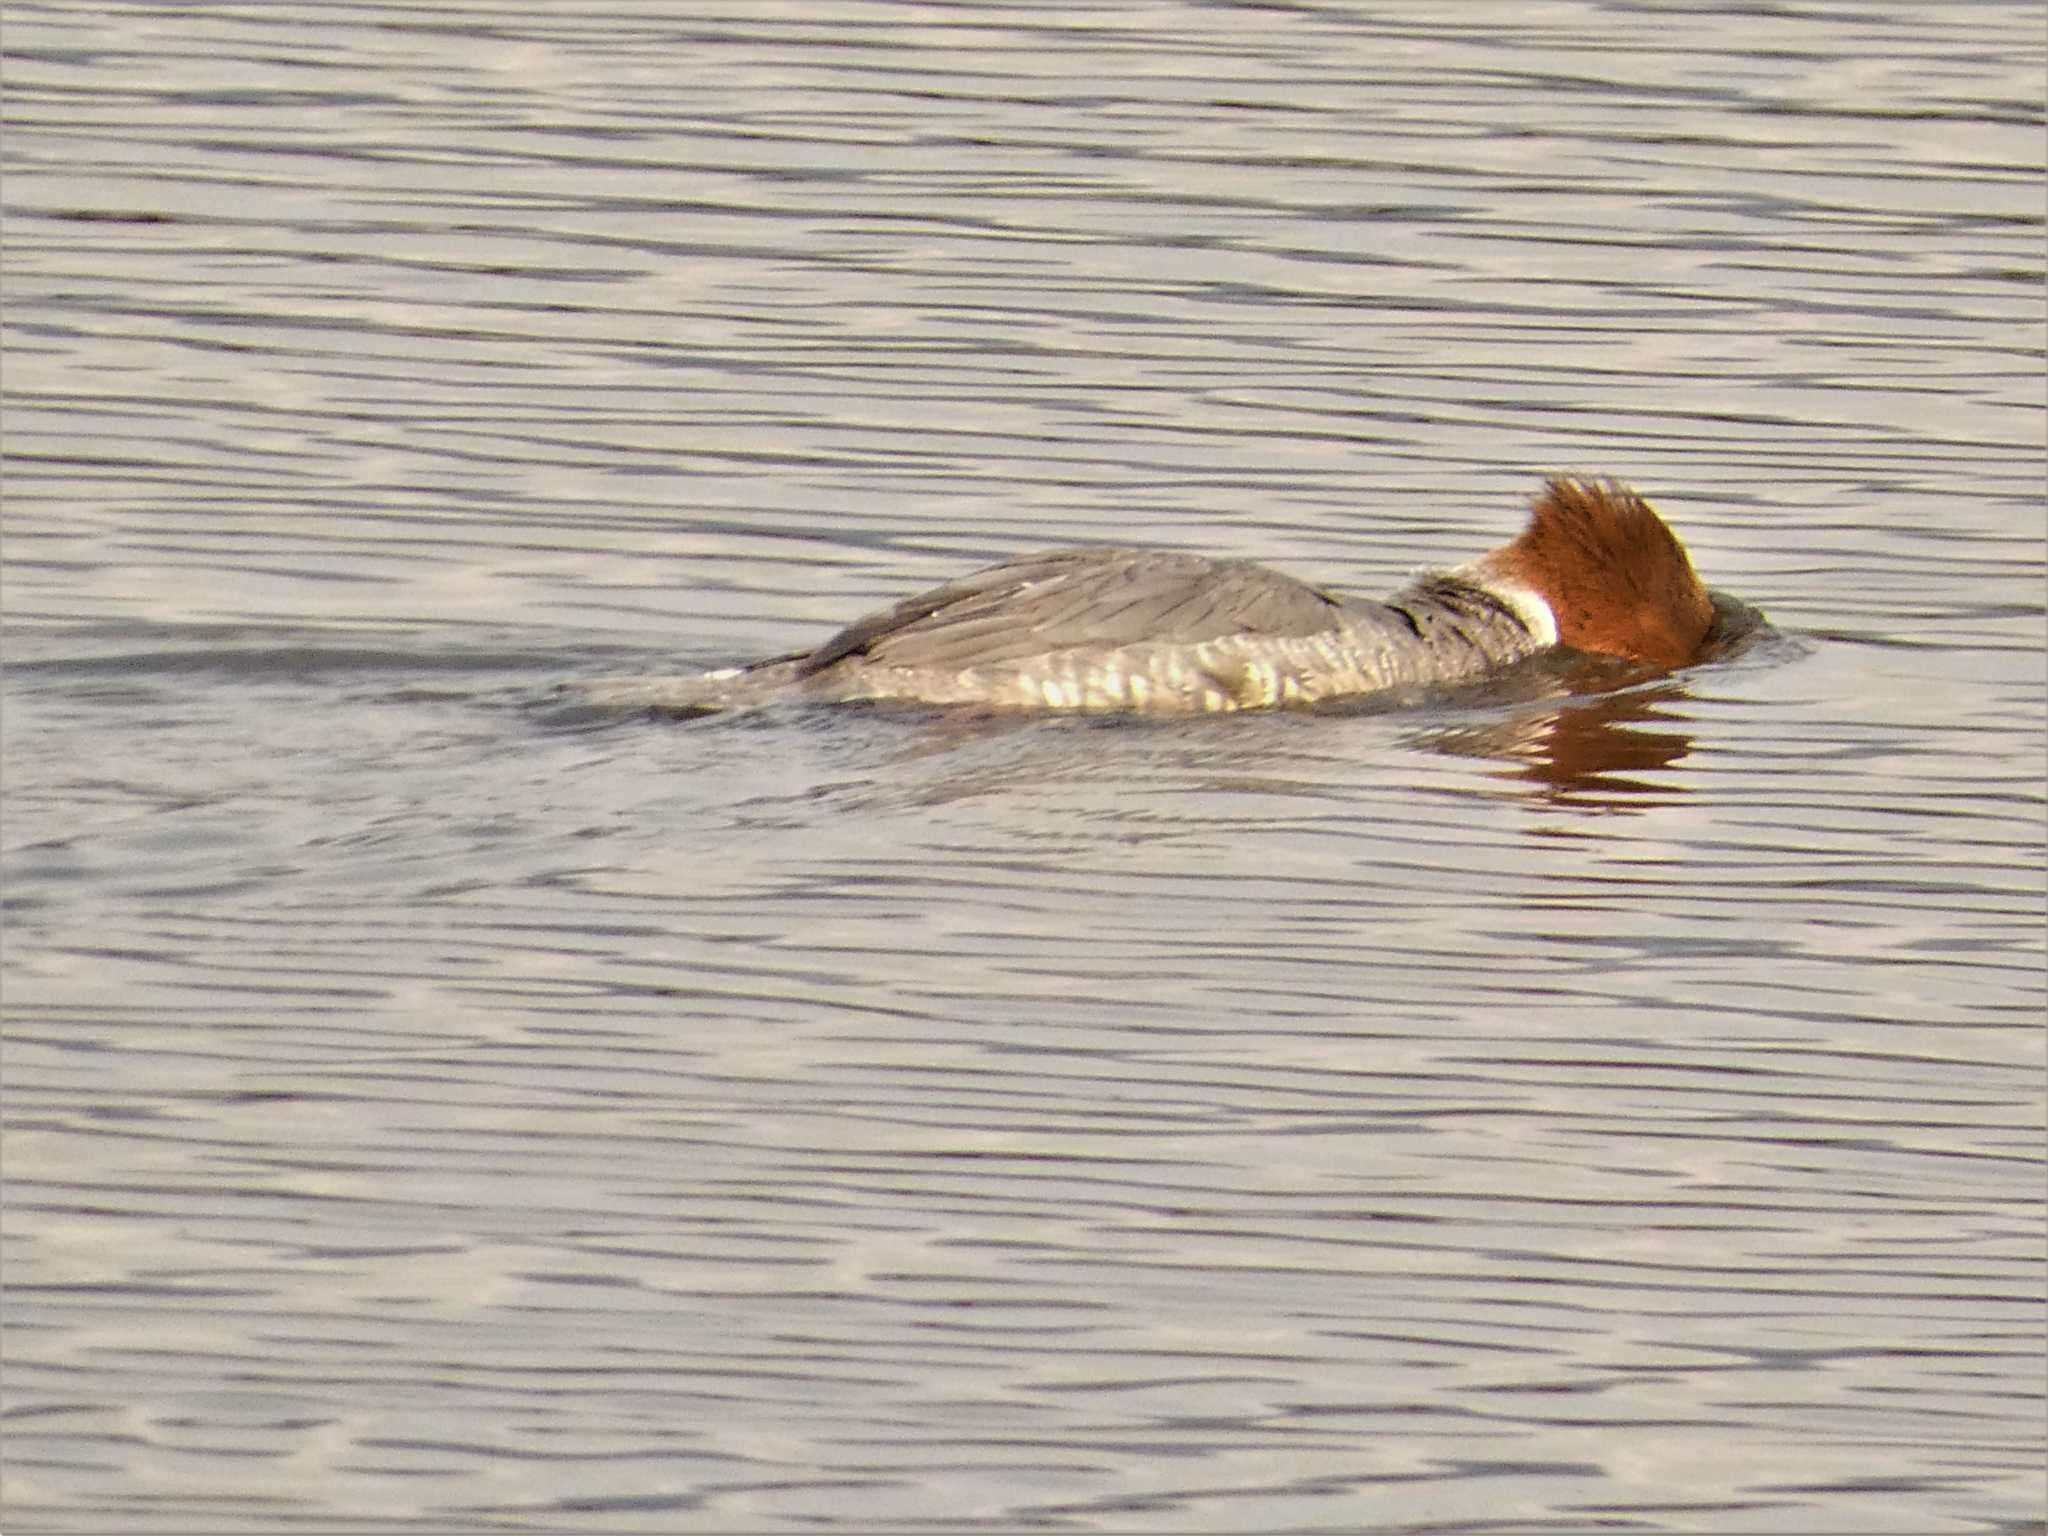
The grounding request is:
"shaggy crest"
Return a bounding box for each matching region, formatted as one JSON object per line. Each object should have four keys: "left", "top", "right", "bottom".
{"left": 1483, "top": 477, "right": 1714, "bottom": 669}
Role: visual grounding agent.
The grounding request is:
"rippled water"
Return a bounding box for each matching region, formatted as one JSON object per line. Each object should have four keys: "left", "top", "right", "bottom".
{"left": 4, "top": 2, "right": 2044, "bottom": 1531}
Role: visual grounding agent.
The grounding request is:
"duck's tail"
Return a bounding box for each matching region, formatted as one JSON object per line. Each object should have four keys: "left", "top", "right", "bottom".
{"left": 555, "top": 656, "right": 807, "bottom": 718}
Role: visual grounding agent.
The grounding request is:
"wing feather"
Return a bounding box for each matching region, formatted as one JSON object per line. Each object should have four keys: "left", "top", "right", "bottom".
{"left": 796, "top": 548, "right": 1345, "bottom": 677}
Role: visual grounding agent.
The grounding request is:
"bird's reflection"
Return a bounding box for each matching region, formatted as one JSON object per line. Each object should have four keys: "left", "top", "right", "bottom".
{"left": 1407, "top": 673, "right": 1697, "bottom": 804}
{"left": 1405, "top": 590, "right": 1774, "bottom": 807}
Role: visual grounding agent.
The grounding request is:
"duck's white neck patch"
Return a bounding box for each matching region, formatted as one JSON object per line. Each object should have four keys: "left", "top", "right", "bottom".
{"left": 1449, "top": 561, "right": 1559, "bottom": 648}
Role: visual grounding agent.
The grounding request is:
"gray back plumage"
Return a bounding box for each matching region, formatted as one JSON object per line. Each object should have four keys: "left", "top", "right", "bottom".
{"left": 797, "top": 547, "right": 1348, "bottom": 677}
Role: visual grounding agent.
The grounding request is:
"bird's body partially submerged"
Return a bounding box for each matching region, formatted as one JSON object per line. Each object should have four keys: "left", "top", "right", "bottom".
{"left": 589, "top": 478, "right": 1729, "bottom": 717}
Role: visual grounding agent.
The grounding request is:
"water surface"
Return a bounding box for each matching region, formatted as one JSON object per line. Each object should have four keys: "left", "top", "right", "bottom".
{"left": 4, "top": 2, "right": 2043, "bottom": 1531}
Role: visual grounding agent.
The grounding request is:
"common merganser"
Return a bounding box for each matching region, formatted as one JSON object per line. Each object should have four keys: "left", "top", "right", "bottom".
{"left": 605, "top": 477, "right": 1730, "bottom": 716}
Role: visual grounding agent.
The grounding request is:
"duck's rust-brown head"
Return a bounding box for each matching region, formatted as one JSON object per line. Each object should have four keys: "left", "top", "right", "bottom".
{"left": 1479, "top": 477, "right": 1716, "bottom": 669}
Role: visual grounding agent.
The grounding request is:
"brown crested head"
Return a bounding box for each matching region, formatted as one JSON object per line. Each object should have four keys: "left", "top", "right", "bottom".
{"left": 1484, "top": 476, "right": 1715, "bottom": 669}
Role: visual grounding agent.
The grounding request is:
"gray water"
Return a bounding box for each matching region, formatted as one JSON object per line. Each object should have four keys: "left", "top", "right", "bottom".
{"left": 3, "top": 2, "right": 2043, "bottom": 1531}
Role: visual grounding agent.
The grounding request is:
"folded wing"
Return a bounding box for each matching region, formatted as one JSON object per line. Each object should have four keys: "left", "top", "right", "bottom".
{"left": 796, "top": 547, "right": 1348, "bottom": 677}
